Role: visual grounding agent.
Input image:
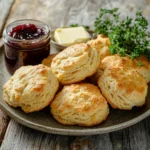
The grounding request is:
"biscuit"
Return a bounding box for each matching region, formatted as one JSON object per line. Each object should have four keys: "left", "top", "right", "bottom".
{"left": 135, "top": 55, "right": 150, "bottom": 83}
{"left": 90, "top": 55, "right": 133, "bottom": 84}
{"left": 42, "top": 54, "right": 57, "bottom": 67}
{"left": 3, "top": 64, "right": 59, "bottom": 113}
{"left": 100, "top": 54, "right": 133, "bottom": 70}
{"left": 50, "top": 83, "right": 109, "bottom": 126}
{"left": 88, "top": 34, "right": 111, "bottom": 60}
{"left": 51, "top": 43, "right": 100, "bottom": 84}
{"left": 98, "top": 66, "right": 148, "bottom": 110}
{"left": 100, "top": 55, "right": 150, "bottom": 83}
{"left": 91, "top": 54, "right": 150, "bottom": 85}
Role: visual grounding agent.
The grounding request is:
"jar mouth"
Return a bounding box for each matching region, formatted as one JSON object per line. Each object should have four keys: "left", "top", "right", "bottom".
{"left": 3, "top": 19, "right": 51, "bottom": 45}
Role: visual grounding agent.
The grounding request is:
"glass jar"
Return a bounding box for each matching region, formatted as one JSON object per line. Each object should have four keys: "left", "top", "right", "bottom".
{"left": 3, "top": 19, "right": 51, "bottom": 74}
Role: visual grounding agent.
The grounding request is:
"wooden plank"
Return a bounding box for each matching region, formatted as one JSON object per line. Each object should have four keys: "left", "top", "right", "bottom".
{"left": 0, "top": 0, "right": 14, "bottom": 36}
{"left": 110, "top": 116, "right": 150, "bottom": 150}
{"left": 0, "top": 120, "right": 113, "bottom": 150}
{"left": 5, "top": 0, "right": 114, "bottom": 29}
{"left": 4, "top": 0, "right": 150, "bottom": 30}
{"left": 1, "top": 118, "right": 150, "bottom": 150}
{"left": 0, "top": 109, "right": 9, "bottom": 145}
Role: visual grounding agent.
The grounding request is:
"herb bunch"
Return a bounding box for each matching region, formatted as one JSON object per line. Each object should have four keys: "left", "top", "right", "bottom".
{"left": 94, "top": 8, "right": 150, "bottom": 63}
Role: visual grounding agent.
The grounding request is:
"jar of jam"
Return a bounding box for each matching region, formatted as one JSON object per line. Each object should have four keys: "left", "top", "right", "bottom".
{"left": 3, "top": 19, "right": 51, "bottom": 74}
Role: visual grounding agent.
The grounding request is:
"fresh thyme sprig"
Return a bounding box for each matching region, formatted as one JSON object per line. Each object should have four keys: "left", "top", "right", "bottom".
{"left": 94, "top": 8, "right": 150, "bottom": 63}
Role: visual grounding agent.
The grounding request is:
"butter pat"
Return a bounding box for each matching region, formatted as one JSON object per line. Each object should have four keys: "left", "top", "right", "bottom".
{"left": 54, "top": 27, "right": 91, "bottom": 46}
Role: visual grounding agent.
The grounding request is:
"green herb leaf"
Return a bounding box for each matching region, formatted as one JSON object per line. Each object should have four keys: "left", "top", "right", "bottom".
{"left": 94, "top": 8, "right": 150, "bottom": 61}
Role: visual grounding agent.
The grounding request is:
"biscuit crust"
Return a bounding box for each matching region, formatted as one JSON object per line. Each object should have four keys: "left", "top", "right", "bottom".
{"left": 50, "top": 83, "right": 109, "bottom": 126}
{"left": 90, "top": 55, "right": 134, "bottom": 85}
{"left": 101, "top": 55, "right": 150, "bottom": 83}
{"left": 88, "top": 34, "right": 111, "bottom": 60}
{"left": 135, "top": 55, "right": 150, "bottom": 83}
{"left": 3, "top": 64, "right": 59, "bottom": 113}
{"left": 91, "top": 54, "right": 150, "bottom": 85}
{"left": 51, "top": 43, "right": 100, "bottom": 84}
{"left": 98, "top": 66, "right": 148, "bottom": 110}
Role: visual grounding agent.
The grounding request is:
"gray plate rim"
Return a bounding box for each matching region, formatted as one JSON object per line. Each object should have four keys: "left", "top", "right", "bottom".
{"left": 0, "top": 99, "right": 150, "bottom": 136}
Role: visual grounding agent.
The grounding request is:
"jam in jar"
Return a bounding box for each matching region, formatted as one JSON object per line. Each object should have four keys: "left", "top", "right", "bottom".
{"left": 3, "top": 19, "right": 51, "bottom": 74}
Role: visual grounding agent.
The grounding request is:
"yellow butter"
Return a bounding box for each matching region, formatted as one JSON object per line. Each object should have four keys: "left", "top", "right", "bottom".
{"left": 54, "top": 27, "right": 91, "bottom": 46}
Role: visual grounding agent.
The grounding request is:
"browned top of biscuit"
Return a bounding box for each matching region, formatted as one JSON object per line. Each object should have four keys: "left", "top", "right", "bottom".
{"left": 51, "top": 83, "right": 107, "bottom": 114}
{"left": 88, "top": 34, "right": 111, "bottom": 50}
{"left": 51, "top": 43, "right": 100, "bottom": 84}
{"left": 3, "top": 64, "right": 59, "bottom": 113}
{"left": 107, "top": 66, "right": 146, "bottom": 94}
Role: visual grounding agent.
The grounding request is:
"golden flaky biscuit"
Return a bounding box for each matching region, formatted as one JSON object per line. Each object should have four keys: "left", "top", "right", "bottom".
{"left": 51, "top": 43, "right": 100, "bottom": 84}
{"left": 91, "top": 54, "right": 150, "bottom": 85}
{"left": 98, "top": 66, "right": 148, "bottom": 110}
{"left": 3, "top": 64, "right": 59, "bottom": 113}
{"left": 42, "top": 54, "right": 57, "bottom": 67}
{"left": 90, "top": 55, "right": 134, "bottom": 84}
{"left": 100, "top": 54, "right": 133, "bottom": 70}
{"left": 100, "top": 55, "right": 150, "bottom": 83}
{"left": 87, "top": 34, "right": 111, "bottom": 61}
{"left": 95, "top": 55, "right": 150, "bottom": 84}
{"left": 135, "top": 55, "right": 150, "bottom": 83}
{"left": 50, "top": 83, "right": 109, "bottom": 126}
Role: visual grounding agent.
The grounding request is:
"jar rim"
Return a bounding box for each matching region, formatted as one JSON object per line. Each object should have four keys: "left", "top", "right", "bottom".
{"left": 3, "top": 19, "right": 51, "bottom": 44}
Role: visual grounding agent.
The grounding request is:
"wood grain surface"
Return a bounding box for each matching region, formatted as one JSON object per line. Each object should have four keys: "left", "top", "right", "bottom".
{"left": 5, "top": 0, "right": 150, "bottom": 29}
{"left": 1, "top": 118, "right": 150, "bottom": 150}
{"left": 0, "top": 109, "right": 9, "bottom": 145}
{"left": 0, "top": 0, "right": 150, "bottom": 149}
{"left": 0, "top": 0, "right": 14, "bottom": 36}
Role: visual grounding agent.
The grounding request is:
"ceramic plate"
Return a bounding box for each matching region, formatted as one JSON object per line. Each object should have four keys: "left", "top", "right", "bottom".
{"left": 0, "top": 46, "right": 150, "bottom": 135}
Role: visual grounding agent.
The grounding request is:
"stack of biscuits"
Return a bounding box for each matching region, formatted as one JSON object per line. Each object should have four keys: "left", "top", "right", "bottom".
{"left": 3, "top": 34, "right": 149, "bottom": 127}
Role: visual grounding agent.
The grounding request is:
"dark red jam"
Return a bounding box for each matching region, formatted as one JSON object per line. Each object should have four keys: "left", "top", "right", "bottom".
{"left": 9, "top": 24, "right": 45, "bottom": 40}
{"left": 3, "top": 20, "right": 51, "bottom": 74}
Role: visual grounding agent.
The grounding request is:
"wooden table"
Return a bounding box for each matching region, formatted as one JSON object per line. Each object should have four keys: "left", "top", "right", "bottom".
{"left": 0, "top": 0, "right": 150, "bottom": 149}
